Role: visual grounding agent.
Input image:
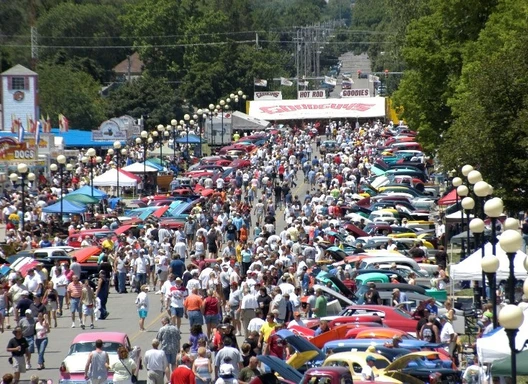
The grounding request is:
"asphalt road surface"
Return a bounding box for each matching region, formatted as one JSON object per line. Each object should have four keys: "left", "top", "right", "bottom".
{"left": 1, "top": 146, "right": 313, "bottom": 383}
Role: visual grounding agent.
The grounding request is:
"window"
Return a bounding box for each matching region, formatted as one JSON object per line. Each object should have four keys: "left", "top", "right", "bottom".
{"left": 352, "top": 363, "right": 363, "bottom": 373}
{"left": 11, "top": 77, "right": 26, "bottom": 90}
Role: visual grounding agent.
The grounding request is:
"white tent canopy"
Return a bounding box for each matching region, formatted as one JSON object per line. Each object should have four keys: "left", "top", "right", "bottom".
{"left": 450, "top": 242, "right": 528, "bottom": 281}
{"left": 477, "top": 307, "right": 528, "bottom": 363}
{"left": 248, "top": 98, "right": 386, "bottom": 121}
{"left": 232, "top": 111, "right": 270, "bottom": 131}
{"left": 445, "top": 210, "right": 475, "bottom": 220}
{"left": 92, "top": 168, "right": 138, "bottom": 187}
{"left": 122, "top": 162, "right": 158, "bottom": 173}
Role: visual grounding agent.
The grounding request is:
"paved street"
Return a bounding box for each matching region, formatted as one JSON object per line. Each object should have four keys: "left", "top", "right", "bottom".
{"left": 0, "top": 143, "right": 313, "bottom": 382}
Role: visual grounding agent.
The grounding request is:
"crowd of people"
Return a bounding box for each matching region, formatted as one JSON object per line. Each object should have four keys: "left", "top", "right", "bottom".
{"left": 1, "top": 119, "right": 470, "bottom": 384}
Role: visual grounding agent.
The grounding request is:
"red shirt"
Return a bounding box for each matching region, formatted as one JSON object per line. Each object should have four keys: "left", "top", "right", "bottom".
{"left": 267, "top": 332, "right": 285, "bottom": 359}
{"left": 170, "top": 366, "right": 195, "bottom": 384}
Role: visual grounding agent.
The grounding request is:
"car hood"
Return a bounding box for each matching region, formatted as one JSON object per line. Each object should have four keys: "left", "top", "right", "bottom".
{"left": 276, "top": 330, "right": 325, "bottom": 364}
{"left": 385, "top": 351, "right": 439, "bottom": 372}
{"left": 257, "top": 355, "right": 303, "bottom": 383}
{"left": 63, "top": 352, "right": 118, "bottom": 373}
{"left": 286, "top": 350, "right": 320, "bottom": 369}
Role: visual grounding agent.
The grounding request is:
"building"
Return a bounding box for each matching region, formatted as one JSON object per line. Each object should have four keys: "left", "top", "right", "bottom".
{"left": 1, "top": 64, "right": 39, "bottom": 132}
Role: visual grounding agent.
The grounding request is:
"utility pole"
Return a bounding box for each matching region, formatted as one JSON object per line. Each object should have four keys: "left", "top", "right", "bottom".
{"left": 30, "top": 0, "right": 38, "bottom": 69}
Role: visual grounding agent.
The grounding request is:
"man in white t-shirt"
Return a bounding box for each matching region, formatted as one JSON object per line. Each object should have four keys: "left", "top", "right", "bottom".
{"left": 439, "top": 315, "right": 456, "bottom": 356}
{"left": 216, "top": 178, "right": 225, "bottom": 190}
{"left": 24, "top": 269, "right": 43, "bottom": 295}
{"left": 134, "top": 252, "right": 149, "bottom": 292}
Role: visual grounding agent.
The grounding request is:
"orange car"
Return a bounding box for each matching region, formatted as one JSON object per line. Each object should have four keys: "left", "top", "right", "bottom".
{"left": 354, "top": 328, "right": 411, "bottom": 340}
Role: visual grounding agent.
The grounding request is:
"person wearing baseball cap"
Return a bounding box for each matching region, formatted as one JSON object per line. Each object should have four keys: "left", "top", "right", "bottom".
{"left": 362, "top": 355, "right": 378, "bottom": 381}
{"left": 170, "top": 354, "right": 195, "bottom": 383}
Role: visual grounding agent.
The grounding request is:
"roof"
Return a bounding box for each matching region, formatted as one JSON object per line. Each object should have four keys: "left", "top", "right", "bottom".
{"left": 113, "top": 52, "right": 144, "bottom": 75}
{"left": 0, "top": 129, "right": 126, "bottom": 148}
{"left": 72, "top": 331, "right": 127, "bottom": 344}
{"left": 1, "top": 64, "right": 38, "bottom": 76}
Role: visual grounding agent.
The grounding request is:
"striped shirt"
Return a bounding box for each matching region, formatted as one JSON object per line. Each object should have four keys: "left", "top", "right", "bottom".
{"left": 67, "top": 282, "right": 83, "bottom": 298}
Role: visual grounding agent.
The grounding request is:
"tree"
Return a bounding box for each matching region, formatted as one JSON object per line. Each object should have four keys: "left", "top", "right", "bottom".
{"left": 438, "top": 0, "right": 528, "bottom": 210}
{"left": 38, "top": 64, "right": 106, "bottom": 130}
{"left": 105, "top": 76, "right": 183, "bottom": 128}
{"left": 37, "top": 2, "right": 128, "bottom": 83}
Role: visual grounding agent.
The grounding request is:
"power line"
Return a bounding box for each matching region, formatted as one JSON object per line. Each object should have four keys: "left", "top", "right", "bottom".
{"left": 2, "top": 40, "right": 256, "bottom": 49}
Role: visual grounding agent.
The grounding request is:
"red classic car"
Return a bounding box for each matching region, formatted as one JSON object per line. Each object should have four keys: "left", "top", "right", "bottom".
{"left": 339, "top": 305, "right": 418, "bottom": 333}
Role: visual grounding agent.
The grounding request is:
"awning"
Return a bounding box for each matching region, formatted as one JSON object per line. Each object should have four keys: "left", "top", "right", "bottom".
{"left": 248, "top": 97, "right": 386, "bottom": 121}
{"left": 231, "top": 110, "right": 270, "bottom": 131}
{"left": 437, "top": 189, "right": 458, "bottom": 206}
{"left": 122, "top": 162, "right": 158, "bottom": 173}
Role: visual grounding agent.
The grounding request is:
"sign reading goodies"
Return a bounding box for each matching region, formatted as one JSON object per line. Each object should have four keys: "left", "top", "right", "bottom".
{"left": 0, "top": 137, "right": 36, "bottom": 160}
{"left": 298, "top": 90, "right": 326, "bottom": 99}
{"left": 340, "top": 89, "right": 370, "bottom": 98}
{"left": 253, "top": 91, "right": 282, "bottom": 100}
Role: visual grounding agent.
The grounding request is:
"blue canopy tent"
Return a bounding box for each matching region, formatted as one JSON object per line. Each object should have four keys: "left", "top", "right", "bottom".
{"left": 67, "top": 185, "right": 108, "bottom": 200}
{"left": 42, "top": 200, "right": 87, "bottom": 214}
{"left": 174, "top": 134, "right": 203, "bottom": 144}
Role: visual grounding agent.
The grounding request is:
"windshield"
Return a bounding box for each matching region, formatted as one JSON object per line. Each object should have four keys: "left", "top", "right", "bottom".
{"left": 392, "top": 307, "right": 413, "bottom": 319}
{"left": 69, "top": 342, "right": 122, "bottom": 354}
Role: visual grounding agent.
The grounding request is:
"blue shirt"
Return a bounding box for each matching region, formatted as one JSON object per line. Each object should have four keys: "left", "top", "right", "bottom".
{"left": 169, "top": 259, "right": 185, "bottom": 278}
{"left": 233, "top": 217, "right": 244, "bottom": 231}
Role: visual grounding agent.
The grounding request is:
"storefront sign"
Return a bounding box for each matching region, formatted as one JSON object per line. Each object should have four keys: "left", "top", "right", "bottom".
{"left": 340, "top": 89, "right": 370, "bottom": 98}
{"left": 298, "top": 90, "right": 326, "bottom": 99}
{"left": 254, "top": 91, "right": 282, "bottom": 100}
{"left": 92, "top": 120, "right": 128, "bottom": 142}
{"left": 0, "top": 137, "right": 37, "bottom": 160}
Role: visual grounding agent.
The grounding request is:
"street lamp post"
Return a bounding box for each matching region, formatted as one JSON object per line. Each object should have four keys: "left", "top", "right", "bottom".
{"left": 50, "top": 155, "right": 67, "bottom": 222}
{"left": 184, "top": 114, "right": 190, "bottom": 165}
{"left": 500, "top": 229, "right": 523, "bottom": 304}
{"left": 171, "top": 119, "right": 178, "bottom": 160}
{"left": 456, "top": 184, "right": 469, "bottom": 259}
{"left": 481, "top": 253, "right": 499, "bottom": 328}
{"left": 135, "top": 131, "right": 152, "bottom": 193}
{"left": 498, "top": 304, "right": 524, "bottom": 384}
{"left": 209, "top": 104, "right": 215, "bottom": 146}
{"left": 461, "top": 197, "right": 475, "bottom": 255}
{"left": 485, "top": 197, "right": 504, "bottom": 257}
{"left": 470, "top": 218, "right": 488, "bottom": 305}
{"left": 82, "top": 148, "right": 100, "bottom": 199}
{"left": 9, "top": 163, "right": 35, "bottom": 230}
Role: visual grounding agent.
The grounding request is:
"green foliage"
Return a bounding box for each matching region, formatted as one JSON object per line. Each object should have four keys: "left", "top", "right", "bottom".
{"left": 38, "top": 64, "right": 106, "bottom": 130}
{"left": 105, "top": 76, "right": 183, "bottom": 129}
{"left": 37, "top": 2, "right": 127, "bottom": 83}
{"left": 438, "top": 0, "right": 528, "bottom": 210}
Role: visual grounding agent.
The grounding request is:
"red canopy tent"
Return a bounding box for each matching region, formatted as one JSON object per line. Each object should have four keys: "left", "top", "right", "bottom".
{"left": 437, "top": 189, "right": 458, "bottom": 206}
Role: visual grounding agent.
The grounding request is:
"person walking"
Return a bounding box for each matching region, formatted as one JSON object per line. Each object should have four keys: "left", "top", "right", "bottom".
{"left": 19, "top": 309, "right": 36, "bottom": 370}
{"left": 95, "top": 270, "right": 110, "bottom": 320}
{"left": 135, "top": 285, "right": 150, "bottom": 331}
{"left": 157, "top": 316, "right": 181, "bottom": 372}
{"left": 170, "top": 355, "right": 195, "bottom": 384}
{"left": 184, "top": 287, "right": 204, "bottom": 328}
{"left": 6, "top": 326, "right": 29, "bottom": 384}
{"left": 42, "top": 281, "right": 58, "bottom": 328}
{"left": 144, "top": 339, "right": 170, "bottom": 384}
{"left": 81, "top": 279, "right": 96, "bottom": 330}
{"left": 84, "top": 339, "right": 110, "bottom": 384}
{"left": 192, "top": 346, "right": 212, "bottom": 384}
{"left": 202, "top": 289, "right": 220, "bottom": 339}
{"left": 111, "top": 346, "right": 137, "bottom": 384}
{"left": 239, "top": 288, "right": 258, "bottom": 338}
{"left": 66, "top": 274, "right": 83, "bottom": 328}
{"left": 313, "top": 288, "right": 327, "bottom": 318}
{"left": 34, "top": 312, "right": 50, "bottom": 370}
{"left": 114, "top": 253, "right": 129, "bottom": 294}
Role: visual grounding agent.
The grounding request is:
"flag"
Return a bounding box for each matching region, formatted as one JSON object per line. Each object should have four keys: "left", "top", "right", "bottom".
{"left": 45, "top": 114, "right": 52, "bottom": 133}
{"left": 324, "top": 76, "right": 337, "bottom": 86}
{"left": 280, "top": 77, "right": 293, "bottom": 87}
{"left": 298, "top": 79, "right": 309, "bottom": 87}
{"left": 369, "top": 74, "right": 380, "bottom": 83}
{"left": 18, "top": 122, "right": 24, "bottom": 143}
{"left": 28, "top": 116, "right": 36, "bottom": 133}
{"left": 254, "top": 78, "right": 267, "bottom": 87}
{"left": 35, "top": 120, "right": 41, "bottom": 147}
{"left": 59, "top": 114, "right": 69, "bottom": 132}
{"left": 11, "top": 114, "right": 17, "bottom": 133}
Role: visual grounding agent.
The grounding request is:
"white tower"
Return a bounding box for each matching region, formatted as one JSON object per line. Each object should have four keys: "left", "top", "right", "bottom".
{"left": 1, "top": 64, "right": 39, "bottom": 132}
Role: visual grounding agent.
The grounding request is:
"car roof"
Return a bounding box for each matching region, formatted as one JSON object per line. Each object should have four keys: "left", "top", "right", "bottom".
{"left": 72, "top": 331, "right": 127, "bottom": 344}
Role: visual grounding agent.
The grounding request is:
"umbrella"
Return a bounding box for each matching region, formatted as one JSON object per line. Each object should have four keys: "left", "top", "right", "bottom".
{"left": 492, "top": 350, "right": 528, "bottom": 375}
{"left": 64, "top": 194, "right": 99, "bottom": 205}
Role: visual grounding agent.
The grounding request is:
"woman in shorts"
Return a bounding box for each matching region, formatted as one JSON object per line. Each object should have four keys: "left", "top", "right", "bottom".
{"left": 135, "top": 285, "right": 149, "bottom": 331}
{"left": 202, "top": 289, "right": 220, "bottom": 339}
{"left": 42, "top": 281, "right": 58, "bottom": 328}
